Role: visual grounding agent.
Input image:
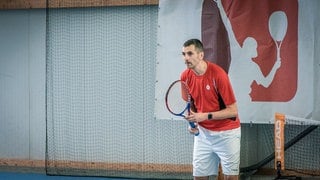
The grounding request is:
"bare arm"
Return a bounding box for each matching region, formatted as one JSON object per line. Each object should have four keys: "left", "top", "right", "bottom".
{"left": 214, "top": 0, "right": 240, "bottom": 48}
{"left": 209, "top": 102, "right": 238, "bottom": 120}
{"left": 255, "top": 58, "right": 281, "bottom": 87}
{"left": 185, "top": 102, "right": 238, "bottom": 123}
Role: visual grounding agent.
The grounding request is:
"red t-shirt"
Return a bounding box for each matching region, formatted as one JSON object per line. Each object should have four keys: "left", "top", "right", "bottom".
{"left": 181, "top": 61, "right": 240, "bottom": 131}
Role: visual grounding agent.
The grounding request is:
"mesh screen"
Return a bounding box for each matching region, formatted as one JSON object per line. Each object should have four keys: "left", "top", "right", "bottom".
{"left": 46, "top": 4, "right": 194, "bottom": 179}
{"left": 282, "top": 115, "right": 320, "bottom": 175}
{"left": 240, "top": 118, "right": 320, "bottom": 177}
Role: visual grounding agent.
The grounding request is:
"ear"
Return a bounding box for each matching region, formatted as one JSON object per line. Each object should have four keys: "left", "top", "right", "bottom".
{"left": 199, "top": 51, "right": 204, "bottom": 59}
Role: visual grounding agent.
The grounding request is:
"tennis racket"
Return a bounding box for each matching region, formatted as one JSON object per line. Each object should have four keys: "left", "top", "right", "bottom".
{"left": 165, "top": 80, "right": 199, "bottom": 136}
{"left": 269, "top": 11, "right": 288, "bottom": 60}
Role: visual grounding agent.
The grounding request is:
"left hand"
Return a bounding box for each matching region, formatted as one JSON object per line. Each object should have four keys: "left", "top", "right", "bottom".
{"left": 185, "top": 111, "right": 207, "bottom": 123}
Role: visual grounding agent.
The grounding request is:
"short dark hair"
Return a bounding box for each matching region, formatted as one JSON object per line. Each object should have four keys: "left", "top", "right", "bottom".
{"left": 183, "top": 39, "right": 204, "bottom": 52}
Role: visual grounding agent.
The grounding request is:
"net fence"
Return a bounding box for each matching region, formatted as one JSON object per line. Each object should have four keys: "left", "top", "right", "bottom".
{"left": 239, "top": 115, "right": 320, "bottom": 178}
{"left": 280, "top": 114, "right": 320, "bottom": 176}
{"left": 45, "top": 3, "right": 195, "bottom": 179}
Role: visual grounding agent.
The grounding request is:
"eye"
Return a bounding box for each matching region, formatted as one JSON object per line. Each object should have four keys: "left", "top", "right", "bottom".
{"left": 182, "top": 51, "right": 193, "bottom": 56}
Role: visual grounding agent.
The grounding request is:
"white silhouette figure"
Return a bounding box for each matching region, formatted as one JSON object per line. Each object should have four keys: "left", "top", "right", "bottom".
{"left": 214, "top": 0, "right": 286, "bottom": 120}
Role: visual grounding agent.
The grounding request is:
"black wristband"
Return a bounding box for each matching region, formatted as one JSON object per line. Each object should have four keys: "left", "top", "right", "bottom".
{"left": 208, "top": 113, "right": 213, "bottom": 120}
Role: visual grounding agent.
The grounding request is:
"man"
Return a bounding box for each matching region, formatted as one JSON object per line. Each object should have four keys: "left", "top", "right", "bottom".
{"left": 180, "top": 39, "right": 241, "bottom": 180}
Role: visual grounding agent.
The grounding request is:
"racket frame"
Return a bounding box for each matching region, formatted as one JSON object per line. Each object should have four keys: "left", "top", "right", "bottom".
{"left": 165, "top": 80, "right": 198, "bottom": 134}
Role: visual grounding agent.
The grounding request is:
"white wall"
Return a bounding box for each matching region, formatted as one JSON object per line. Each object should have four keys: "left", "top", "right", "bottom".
{"left": 0, "top": 9, "right": 46, "bottom": 160}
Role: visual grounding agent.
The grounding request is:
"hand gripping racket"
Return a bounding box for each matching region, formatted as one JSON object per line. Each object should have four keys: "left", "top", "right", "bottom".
{"left": 165, "top": 80, "right": 199, "bottom": 136}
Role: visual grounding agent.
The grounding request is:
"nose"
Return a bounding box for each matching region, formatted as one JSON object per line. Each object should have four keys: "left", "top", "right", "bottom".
{"left": 183, "top": 56, "right": 189, "bottom": 62}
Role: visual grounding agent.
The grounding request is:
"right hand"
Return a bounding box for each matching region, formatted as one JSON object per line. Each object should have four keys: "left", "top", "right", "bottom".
{"left": 188, "top": 124, "right": 199, "bottom": 135}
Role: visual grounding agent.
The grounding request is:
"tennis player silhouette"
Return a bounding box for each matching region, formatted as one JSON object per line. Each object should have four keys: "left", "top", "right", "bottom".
{"left": 214, "top": 0, "right": 287, "bottom": 119}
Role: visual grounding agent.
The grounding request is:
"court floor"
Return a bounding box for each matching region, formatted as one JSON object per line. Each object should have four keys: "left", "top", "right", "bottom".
{"left": 0, "top": 172, "right": 134, "bottom": 180}
{"left": 1, "top": 171, "right": 319, "bottom": 180}
{"left": 0, "top": 172, "right": 297, "bottom": 180}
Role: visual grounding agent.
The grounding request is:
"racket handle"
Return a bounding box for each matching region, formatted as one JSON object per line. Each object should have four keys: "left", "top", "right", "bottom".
{"left": 189, "top": 122, "right": 199, "bottom": 136}
{"left": 186, "top": 103, "right": 199, "bottom": 136}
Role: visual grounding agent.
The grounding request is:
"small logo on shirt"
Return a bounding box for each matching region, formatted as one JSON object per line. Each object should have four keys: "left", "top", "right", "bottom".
{"left": 206, "top": 84, "right": 210, "bottom": 90}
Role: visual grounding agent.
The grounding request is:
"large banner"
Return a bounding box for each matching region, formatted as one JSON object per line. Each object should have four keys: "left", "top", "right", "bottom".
{"left": 154, "top": 0, "right": 320, "bottom": 123}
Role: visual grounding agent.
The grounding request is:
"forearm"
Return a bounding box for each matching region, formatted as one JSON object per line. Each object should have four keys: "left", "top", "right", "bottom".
{"left": 185, "top": 103, "right": 238, "bottom": 123}
{"left": 208, "top": 103, "right": 238, "bottom": 120}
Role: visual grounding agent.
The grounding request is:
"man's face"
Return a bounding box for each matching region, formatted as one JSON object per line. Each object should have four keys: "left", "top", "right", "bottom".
{"left": 182, "top": 45, "right": 203, "bottom": 69}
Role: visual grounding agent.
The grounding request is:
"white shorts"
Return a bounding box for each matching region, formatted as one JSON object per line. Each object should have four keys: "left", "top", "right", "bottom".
{"left": 193, "top": 126, "right": 241, "bottom": 177}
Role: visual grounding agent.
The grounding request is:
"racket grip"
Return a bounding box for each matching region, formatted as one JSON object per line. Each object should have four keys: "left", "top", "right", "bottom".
{"left": 189, "top": 122, "right": 199, "bottom": 136}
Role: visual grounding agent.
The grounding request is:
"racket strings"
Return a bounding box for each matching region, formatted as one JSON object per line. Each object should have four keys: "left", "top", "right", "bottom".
{"left": 166, "top": 82, "right": 190, "bottom": 116}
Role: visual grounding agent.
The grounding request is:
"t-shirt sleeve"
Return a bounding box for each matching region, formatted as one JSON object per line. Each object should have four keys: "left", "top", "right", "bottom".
{"left": 180, "top": 70, "right": 188, "bottom": 82}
